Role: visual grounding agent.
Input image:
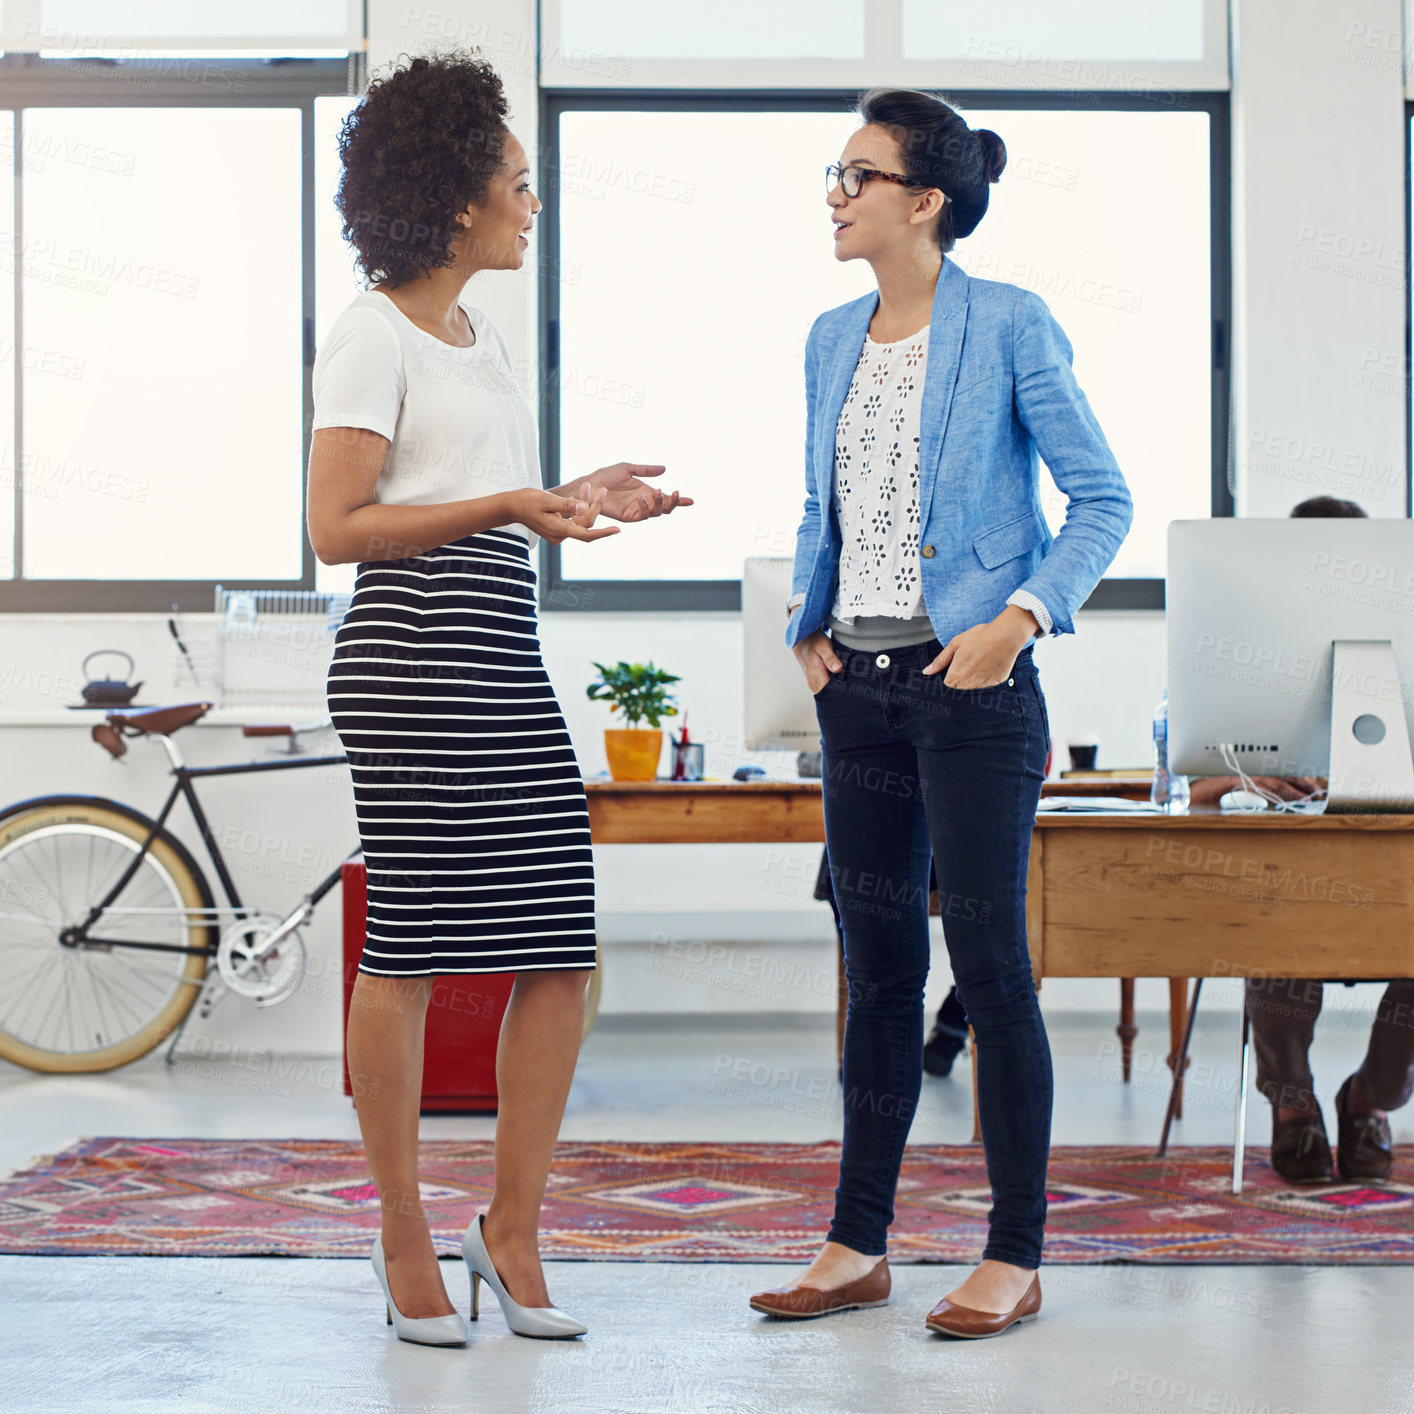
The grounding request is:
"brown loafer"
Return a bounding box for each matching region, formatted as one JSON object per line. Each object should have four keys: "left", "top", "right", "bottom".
{"left": 748, "top": 1257, "right": 890, "bottom": 1319}
{"left": 1335, "top": 1074, "right": 1394, "bottom": 1181}
{"left": 925, "top": 1273, "right": 1041, "bottom": 1339}
{"left": 1270, "top": 1106, "right": 1333, "bottom": 1184}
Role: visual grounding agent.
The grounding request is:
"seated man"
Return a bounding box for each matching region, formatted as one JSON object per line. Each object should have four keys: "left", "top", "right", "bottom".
{"left": 1187, "top": 492, "right": 1410, "bottom": 1184}
{"left": 1189, "top": 773, "right": 1412, "bottom": 1183}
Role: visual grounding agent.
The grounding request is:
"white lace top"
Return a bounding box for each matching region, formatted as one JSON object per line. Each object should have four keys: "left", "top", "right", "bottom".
{"left": 829, "top": 326, "right": 930, "bottom": 623}
{"left": 785, "top": 321, "right": 1053, "bottom": 640}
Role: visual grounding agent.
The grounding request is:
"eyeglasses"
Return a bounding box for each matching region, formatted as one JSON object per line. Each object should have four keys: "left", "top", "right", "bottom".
{"left": 826, "top": 162, "right": 944, "bottom": 200}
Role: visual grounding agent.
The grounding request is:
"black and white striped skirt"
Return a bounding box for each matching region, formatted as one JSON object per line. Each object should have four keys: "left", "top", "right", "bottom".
{"left": 325, "top": 527, "right": 597, "bottom": 977}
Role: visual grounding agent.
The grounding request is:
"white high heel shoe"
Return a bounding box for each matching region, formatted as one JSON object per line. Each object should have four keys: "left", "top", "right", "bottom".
{"left": 370, "top": 1229, "right": 468, "bottom": 1346}
{"left": 460, "top": 1212, "right": 587, "bottom": 1339}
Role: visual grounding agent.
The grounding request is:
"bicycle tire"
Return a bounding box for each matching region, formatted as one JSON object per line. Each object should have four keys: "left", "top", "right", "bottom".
{"left": 0, "top": 796, "right": 215, "bottom": 1073}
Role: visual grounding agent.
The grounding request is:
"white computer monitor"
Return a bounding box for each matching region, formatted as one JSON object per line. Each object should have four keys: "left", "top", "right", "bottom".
{"left": 741, "top": 556, "right": 823, "bottom": 752}
{"left": 1167, "top": 518, "right": 1414, "bottom": 811}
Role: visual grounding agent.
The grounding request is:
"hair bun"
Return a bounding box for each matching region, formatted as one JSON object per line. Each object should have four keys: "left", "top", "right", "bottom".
{"left": 975, "top": 128, "right": 1007, "bottom": 184}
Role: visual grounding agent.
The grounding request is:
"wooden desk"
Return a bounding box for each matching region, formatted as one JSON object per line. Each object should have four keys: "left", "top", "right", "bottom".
{"left": 583, "top": 781, "right": 1180, "bottom": 1117}
{"left": 584, "top": 780, "right": 825, "bottom": 844}
{"left": 585, "top": 783, "right": 1414, "bottom": 1170}
{"left": 1023, "top": 806, "right": 1414, "bottom": 978}
{"left": 586, "top": 781, "right": 1414, "bottom": 979}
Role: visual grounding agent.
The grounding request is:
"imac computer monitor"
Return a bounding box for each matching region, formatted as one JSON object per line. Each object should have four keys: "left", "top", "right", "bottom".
{"left": 742, "top": 556, "right": 825, "bottom": 752}
{"left": 1166, "top": 518, "right": 1414, "bottom": 811}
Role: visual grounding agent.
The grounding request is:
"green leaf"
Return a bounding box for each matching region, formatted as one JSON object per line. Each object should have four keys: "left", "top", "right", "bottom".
{"left": 584, "top": 655, "right": 681, "bottom": 728}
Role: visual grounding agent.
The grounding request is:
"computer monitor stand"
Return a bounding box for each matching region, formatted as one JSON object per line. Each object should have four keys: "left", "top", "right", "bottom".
{"left": 1325, "top": 639, "right": 1414, "bottom": 813}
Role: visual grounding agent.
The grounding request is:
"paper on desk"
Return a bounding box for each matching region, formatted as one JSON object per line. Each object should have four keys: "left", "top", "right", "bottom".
{"left": 1037, "top": 796, "right": 1168, "bottom": 812}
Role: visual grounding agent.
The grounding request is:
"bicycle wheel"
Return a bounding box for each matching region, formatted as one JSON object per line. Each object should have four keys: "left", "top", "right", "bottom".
{"left": 0, "top": 797, "right": 215, "bottom": 1072}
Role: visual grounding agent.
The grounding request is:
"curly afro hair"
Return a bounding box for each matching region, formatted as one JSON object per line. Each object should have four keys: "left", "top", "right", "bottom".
{"left": 335, "top": 48, "right": 511, "bottom": 288}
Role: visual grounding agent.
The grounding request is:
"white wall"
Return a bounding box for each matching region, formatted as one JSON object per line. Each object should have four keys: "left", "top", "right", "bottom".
{"left": 1230, "top": 0, "right": 1408, "bottom": 520}
{"left": 0, "top": 0, "right": 1404, "bottom": 1052}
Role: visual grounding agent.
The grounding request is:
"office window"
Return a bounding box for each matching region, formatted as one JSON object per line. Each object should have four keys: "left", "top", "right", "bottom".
{"left": 44, "top": 0, "right": 348, "bottom": 32}
{"left": 19, "top": 107, "right": 303, "bottom": 581}
{"left": 546, "top": 98, "right": 1221, "bottom": 605}
{"left": 557, "top": 0, "right": 865, "bottom": 61}
{"left": 555, "top": 107, "right": 872, "bottom": 589}
{"left": 901, "top": 0, "right": 1206, "bottom": 62}
{"left": 0, "top": 112, "right": 13, "bottom": 577}
{"left": 313, "top": 91, "right": 362, "bottom": 596}
{"left": 314, "top": 93, "right": 362, "bottom": 347}
{"left": 540, "top": 0, "right": 1228, "bottom": 90}
{"left": 26, "top": 1, "right": 357, "bottom": 54}
{"left": 957, "top": 106, "right": 1212, "bottom": 580}
{"left": 0, "top": 58, "right": 349, "bottom": 610}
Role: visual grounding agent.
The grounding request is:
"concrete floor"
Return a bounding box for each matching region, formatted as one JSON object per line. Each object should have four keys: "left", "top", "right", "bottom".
{"left": 2, "top": 1007, "right": 1411, "bottom": 1414}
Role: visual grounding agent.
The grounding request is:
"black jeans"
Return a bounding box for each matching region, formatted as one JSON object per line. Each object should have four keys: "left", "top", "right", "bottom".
{"left": 812, "top": 635, "right": 1052, "bottom": 1268}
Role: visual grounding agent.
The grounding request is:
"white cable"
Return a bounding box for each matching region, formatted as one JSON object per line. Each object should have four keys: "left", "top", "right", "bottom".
{"left": 1216, "top": 743, "right": 1326, "bottom": 814}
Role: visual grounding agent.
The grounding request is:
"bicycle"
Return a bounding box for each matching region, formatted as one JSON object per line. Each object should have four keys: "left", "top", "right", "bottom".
{"left": 0, "top": 700, "right": 602, "bottom": 1073}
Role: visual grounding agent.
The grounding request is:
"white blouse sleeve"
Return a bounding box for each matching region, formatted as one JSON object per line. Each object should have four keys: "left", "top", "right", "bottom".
{"left": 1007, "top": 588, "right": 1053, "bottom": 635}
{"left": 311, "top": 305, "right": 405, "bottom": 441}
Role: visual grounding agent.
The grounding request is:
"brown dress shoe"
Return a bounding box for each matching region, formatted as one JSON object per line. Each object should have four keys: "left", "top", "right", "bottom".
{"left": 748, "top": 1257, "right": 890, "bottom": 1319}
{"left": 1270, "top": 1106, "right": 1333, "bottom": 1184}
{"left": 925, "top": 1272, "right": 1041, "bottom": 1339}
{"left": 1335, "top": 1074, "right": 1394, "bottom": 1181}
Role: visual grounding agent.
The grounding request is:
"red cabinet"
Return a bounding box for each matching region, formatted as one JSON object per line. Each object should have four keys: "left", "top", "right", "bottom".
{"left": 340, "top": 857, "right": 515, "bottom": 1112}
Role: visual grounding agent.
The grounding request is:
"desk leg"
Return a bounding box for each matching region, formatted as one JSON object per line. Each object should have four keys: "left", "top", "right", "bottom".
{"left": 1166, "top": 978, "right": 1191, "bottom": 1119}
{"left": 1233, "top": 1009, "right": 1252, "bottom": 1195}
{"left": 1118, "top": 980, "right": 1136, "bottom": 1082}
{"left": 1157, "top": 978, "right": 1202, "bottom": 1157}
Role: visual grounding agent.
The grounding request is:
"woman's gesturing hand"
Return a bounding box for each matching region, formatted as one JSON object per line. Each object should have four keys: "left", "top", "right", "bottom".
{"left": 508, "top": 486, "right": 621, "bottom": 544}
{"left": 793, "top": 627, "right": 843, "bottom": 695}
{"left": 586, "top": 463, "right": 694, "bottom": 522}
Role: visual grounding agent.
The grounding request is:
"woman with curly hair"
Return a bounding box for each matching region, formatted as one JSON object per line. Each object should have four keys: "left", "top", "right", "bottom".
{"left": 306, "top": 49, "right": 690, "bottom": 1346}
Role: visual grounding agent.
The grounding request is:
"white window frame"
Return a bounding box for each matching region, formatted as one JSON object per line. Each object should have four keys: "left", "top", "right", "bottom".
{"left": 538, "top": 0, "right": 1230, "bottom": 93}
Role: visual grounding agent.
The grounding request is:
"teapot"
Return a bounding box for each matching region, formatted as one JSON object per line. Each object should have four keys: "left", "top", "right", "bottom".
{"left": 80, "top": 649, "right": 143, "bottom": 706}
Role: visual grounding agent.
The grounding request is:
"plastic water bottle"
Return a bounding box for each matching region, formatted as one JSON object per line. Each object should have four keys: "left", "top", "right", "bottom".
{"left": 1151, "top": 691, "right": 1190, "bottom": 813}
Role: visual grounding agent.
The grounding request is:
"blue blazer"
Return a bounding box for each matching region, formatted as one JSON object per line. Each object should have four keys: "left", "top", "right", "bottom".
{"left": 785, "top": 256, "right": 1133, "bottom": 650}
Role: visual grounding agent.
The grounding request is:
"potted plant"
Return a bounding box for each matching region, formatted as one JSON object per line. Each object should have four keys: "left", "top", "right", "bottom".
{"left": 586, "top": 660, "right": 680, "bottom": 781}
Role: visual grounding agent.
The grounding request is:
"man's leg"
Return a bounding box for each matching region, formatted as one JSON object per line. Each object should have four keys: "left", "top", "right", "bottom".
{"left": 1335, "top": 979, "right": 1414, "bottom": 1180}
{"left": 924, "top": 985, "right": 969, "bottom": 1078}
{"left": 1245, "top": 976, "right": 1331, "bottom": 1182}
{"left": 1352, "top": 979, "right": 1414, "bottom": 1112}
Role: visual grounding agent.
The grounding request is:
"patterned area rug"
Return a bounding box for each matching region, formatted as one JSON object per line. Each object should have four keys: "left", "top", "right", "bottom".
{"left": 2, "top": 1138, "right": 1410, "bottom": 1263}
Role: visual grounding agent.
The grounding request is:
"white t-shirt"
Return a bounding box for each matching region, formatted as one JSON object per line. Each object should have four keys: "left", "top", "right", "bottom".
{"left": 311, "top": 288, "right": 540, "bottom": 550}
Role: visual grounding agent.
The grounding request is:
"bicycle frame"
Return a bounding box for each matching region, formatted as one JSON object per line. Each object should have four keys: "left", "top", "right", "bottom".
{"left": 68, "top": 728, "right": 360, "bottom": 959}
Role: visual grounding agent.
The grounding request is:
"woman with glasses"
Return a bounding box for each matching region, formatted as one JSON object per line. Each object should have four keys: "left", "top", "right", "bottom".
{"left": 749, "top": 87, "right": 1132, "bottom": 1338}
{"left": 307, "top": 50, "right": 690, "bottom": 1346}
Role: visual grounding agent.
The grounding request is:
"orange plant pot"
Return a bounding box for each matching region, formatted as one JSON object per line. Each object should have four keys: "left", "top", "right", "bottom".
{"left": 604, "top": 728, "right": 663, "bottom": 781}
